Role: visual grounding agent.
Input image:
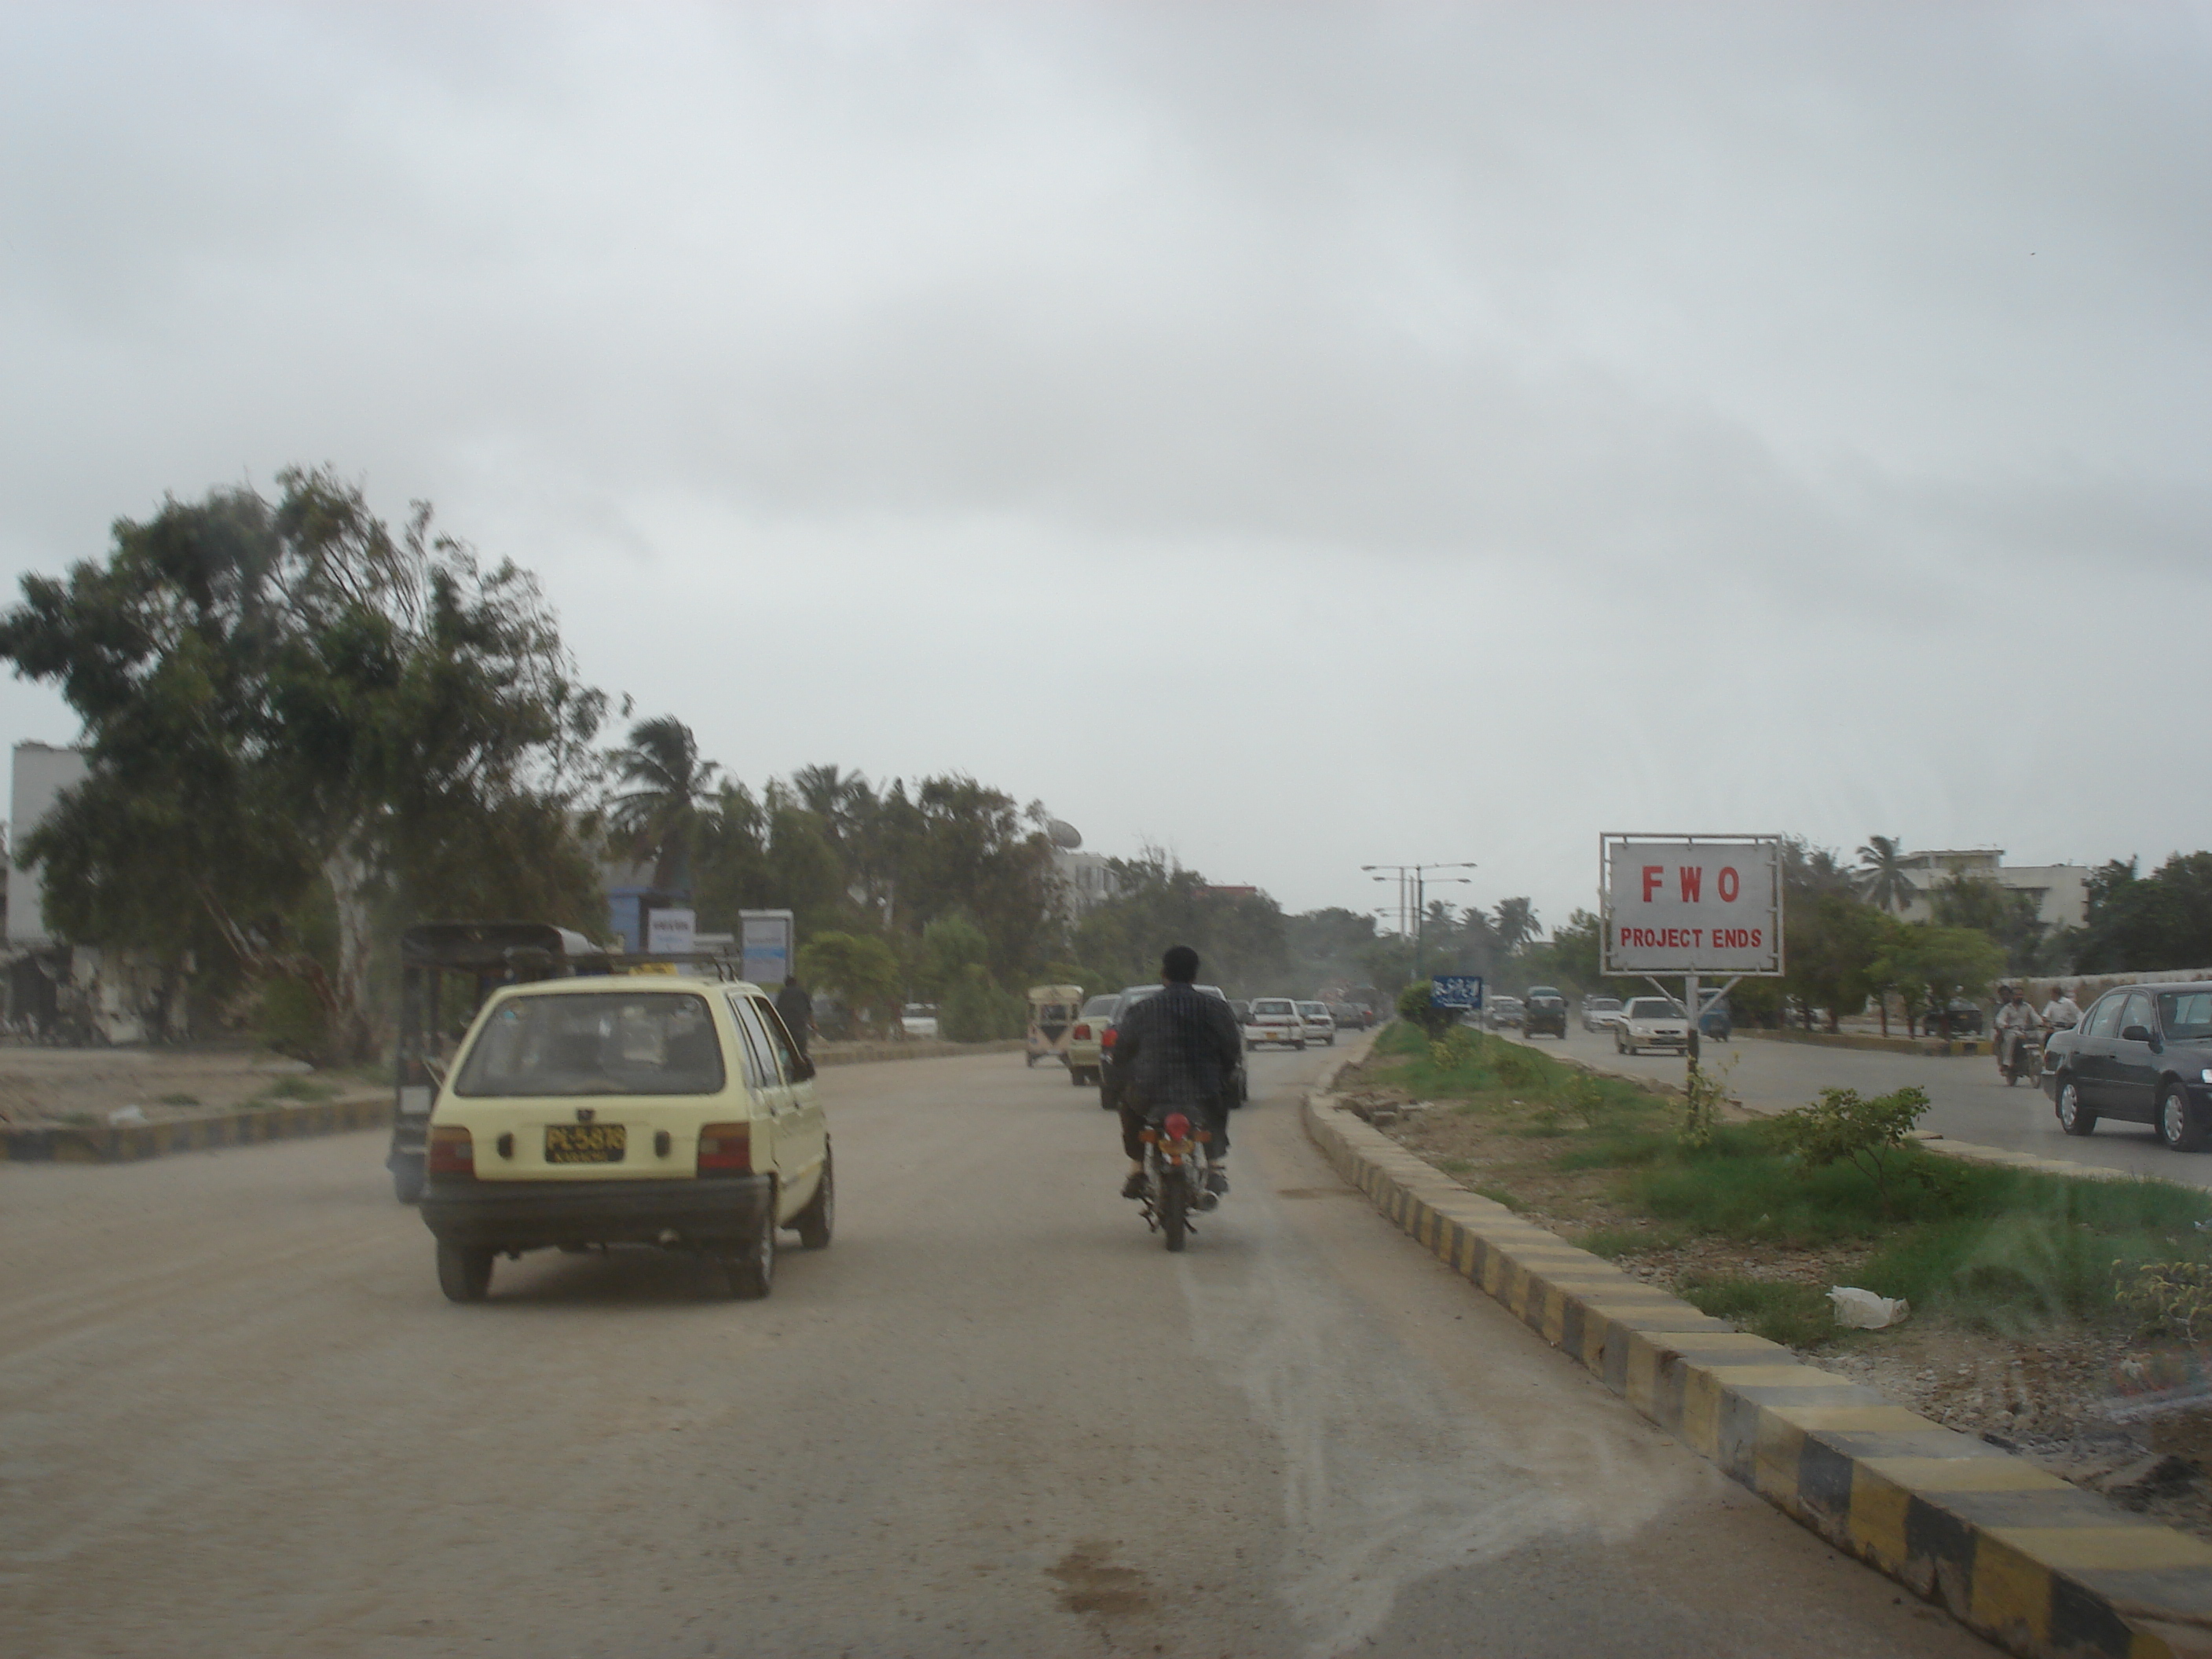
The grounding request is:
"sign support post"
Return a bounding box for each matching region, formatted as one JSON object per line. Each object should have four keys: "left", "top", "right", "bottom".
{"left": 1603, "top": 833, "right": 1785, "bottom": 1096}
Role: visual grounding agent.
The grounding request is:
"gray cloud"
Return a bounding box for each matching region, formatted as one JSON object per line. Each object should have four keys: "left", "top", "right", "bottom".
{"left": 1, "top": 2, "right": 2206, "bottom": 927}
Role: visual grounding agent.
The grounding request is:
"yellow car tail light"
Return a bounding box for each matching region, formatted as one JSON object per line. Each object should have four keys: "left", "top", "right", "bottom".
{"left": 696, "top": 1122, "right": 752, "bottom": 1175}
{"left": 426, "top": 1125, "right": 474, "bottom": 1177}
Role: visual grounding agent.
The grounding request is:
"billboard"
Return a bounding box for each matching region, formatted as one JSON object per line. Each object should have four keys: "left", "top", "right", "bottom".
{"left": 646, "top": 907, "right": 695, "bottom": 956}
{"left": 1430, "top": 975, "right": 1485, "bottom": 1009}
{"left": 1601, "top": 835, "right": 1783, "bottom": 976}
{"left": 739, "top": 910, "right": 795, "bottom": 988}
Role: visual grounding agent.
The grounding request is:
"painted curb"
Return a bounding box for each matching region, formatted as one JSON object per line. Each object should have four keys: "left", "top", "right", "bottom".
{"left": 1303, "top": 1075, "right": 2212, "bottom": 1659}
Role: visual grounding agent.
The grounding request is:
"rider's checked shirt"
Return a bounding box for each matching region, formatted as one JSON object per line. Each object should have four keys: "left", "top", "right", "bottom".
{"left": 1113, "top": 983, "right": 1243, "bottom": 1110}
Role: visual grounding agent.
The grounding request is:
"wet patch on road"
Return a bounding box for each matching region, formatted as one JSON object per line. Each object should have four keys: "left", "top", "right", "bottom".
{"left": 1046, "top": 1540, "right": 1152, "bottom": 1617}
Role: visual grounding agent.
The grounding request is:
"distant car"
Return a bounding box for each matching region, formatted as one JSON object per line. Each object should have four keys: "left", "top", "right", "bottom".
{"left": 1245, "top": 997, "right": 1305, "bottom": 1049}
{"left": 1927, "top": 998, "right": 1984, "bottom": 1038}
{"left": 1296, "top": 1001, "right": 1336, "bottom": 1047}
{"left": 1063, "top": 993, "right": 1118, "bottom": 1086}
{"left": 2043, "top": 983, "right": 2212, "bottom": 1151}
{"left": 1696, "top": 994, "right": 1733, "bottom": 1042}
{"left": 1325, "top": 999, "right": 1364, "bottom": 1031}
{"left": 1100, "top": 984, "right": 1248, "bottom": 1111}
{"left": 900, "top": 1003, "right": 939, "bottom": 1039}
{"left": 1522, "top": 986, "right": 1568, "bottom": 1038}
{"left": 1617, "top": 996, "right": 1689, "bottom": 1056}
{"left": 1229, "top": 999, "right": 1251, "bottom": 1024}
{"left": 1485, "top": 996, "right": 1525, "bottom": 1031}
{"left": 1580, "top": 996, "right": 1624, "bottom": 1032}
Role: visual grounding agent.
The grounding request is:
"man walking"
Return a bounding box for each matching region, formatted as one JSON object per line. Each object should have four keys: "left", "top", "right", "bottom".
{"left": 775, "top": 975, "right": 815, "bottom": 1060}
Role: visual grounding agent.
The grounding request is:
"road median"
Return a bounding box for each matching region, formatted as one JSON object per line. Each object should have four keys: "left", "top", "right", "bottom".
{"left": 1, "top": 1038, "right": 1031, "bottom": 1163}
{"left": 1304, "top": 1046, "right": 2212, "bottom": 1659}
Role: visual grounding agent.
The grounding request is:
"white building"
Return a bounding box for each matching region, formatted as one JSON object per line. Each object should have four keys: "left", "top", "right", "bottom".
{"left": 8, "top": 741, "right": 88, "bottom": 947}
{"left": 1050, "top": 849, "right": 1123, "bottom": 921}
{"left": 1889, "top": 848, "right": 2089, "bottom": 932}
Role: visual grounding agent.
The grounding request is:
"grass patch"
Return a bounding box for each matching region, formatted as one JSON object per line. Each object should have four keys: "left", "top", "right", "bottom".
{"left": 258, "top": 1077, "right": 341, "bottom": 1103}
{"left": 1677, "top": 1275, "right": 1835, "bottom": 1349}
{"left": 1355, "top": 1020, "right": 2212, "bottom": 1340}
{"left": 156, "top": 1092, "right": 200, "bottom": 1107}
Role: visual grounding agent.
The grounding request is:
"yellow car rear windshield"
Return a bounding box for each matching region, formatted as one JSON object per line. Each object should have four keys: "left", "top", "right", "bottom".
{"left": 454, "top": 991, "right": 727, "bottom": 1097}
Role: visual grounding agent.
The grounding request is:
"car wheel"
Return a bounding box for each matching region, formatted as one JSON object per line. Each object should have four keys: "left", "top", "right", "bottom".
{"left": 1295, "top": 1039, "right": 1307, "bottom": 1050}
{"left": 1071, "top": 1066, "right": 1086, "bottom": 1087}
{"left": 436, "top": 1240, "right": 493, "bottom": 1304}
{"left": 722, "top": 1192, "right": 777, "bottom": 1298}
{"left": 2159, "top": 1085, "right": 2206, "bottom": 1153}
{"left": 391, "top": 1158, "right": 425, "bottom": 1206}
{"left": 2056, "top": 1078, "right": 2098, "bottom": 1137}
{"left": 793, "top": 1149, "right": 834, "bottom": 1250}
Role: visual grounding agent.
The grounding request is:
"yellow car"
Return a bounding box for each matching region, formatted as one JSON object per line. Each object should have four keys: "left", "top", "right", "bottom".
{"left": 418, "top": 976, "right": 830, "bottom": 1303}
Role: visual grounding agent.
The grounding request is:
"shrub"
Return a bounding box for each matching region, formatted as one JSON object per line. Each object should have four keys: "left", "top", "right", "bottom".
{"left": 2118, "top": 1258, "right": 2212, "bottom": 1343}
{"left": 939, "top": 963, "right": 1024, "bottom": 1042}
{"left": 1772, "top": 1085, "right": 1932, "bottom": 1214}
{"left": 1395, "top": 980, "right": 1459, "bottom": 1039}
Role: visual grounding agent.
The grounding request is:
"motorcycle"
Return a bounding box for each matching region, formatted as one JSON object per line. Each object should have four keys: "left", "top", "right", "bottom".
{"left": 1998, "top": 1024, "right": 2047, "bottom": 1087}
{"left": 1138, "top": 1109, "right": 1219, "bottom": 1253}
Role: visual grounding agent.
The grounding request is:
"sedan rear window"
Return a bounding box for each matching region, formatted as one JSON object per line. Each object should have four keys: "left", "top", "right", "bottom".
{"left": 455, "top": 991, "right": 726, "bottom": 1097}
{"left": 1253, "top": 999, "right": 1295, "bottom": 1016}
{"left": 1298, "top": 1002, "right": 1328, "bottom": 1016}
{"left": 1081, "top": 996, "right": 1117, "bottom": 1017}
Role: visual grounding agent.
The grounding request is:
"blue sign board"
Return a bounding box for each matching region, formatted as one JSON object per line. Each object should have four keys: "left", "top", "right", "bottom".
{"left": 1430, "top": 975, "right": 1484, "bottom": 1009}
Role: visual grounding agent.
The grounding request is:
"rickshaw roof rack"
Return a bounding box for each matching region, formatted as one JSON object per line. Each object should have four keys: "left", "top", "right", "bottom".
{"left": 399, "top": 921, "right": 609, "bottom": 972}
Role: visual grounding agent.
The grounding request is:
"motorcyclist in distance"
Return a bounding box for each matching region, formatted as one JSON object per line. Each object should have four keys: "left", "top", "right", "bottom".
{"left": 1994, "top": 984, "right": 2045, "bottom": 1075}
{"left": 1112, "top": 944, "right": 1242, "bottom": 1201}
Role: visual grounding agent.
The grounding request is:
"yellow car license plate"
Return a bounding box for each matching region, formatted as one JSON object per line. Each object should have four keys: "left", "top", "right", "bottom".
{"left": 545, "top": 1123, "right": 626, "bottom": 1163}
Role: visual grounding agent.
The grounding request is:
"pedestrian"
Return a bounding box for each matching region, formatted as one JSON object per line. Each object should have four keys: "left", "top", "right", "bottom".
{"left": 775, "top": 974, "right": 815, "bottom": 1059}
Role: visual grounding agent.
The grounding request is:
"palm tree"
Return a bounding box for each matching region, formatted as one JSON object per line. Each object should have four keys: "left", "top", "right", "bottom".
{"left": 1493, "top": 897, "right": 1540, "bottom": 955}
{"left": 1855, "top": 834, "right": 1917, "bottom": 914}
{"left": 607, "top": 716, "right": 720, "bottom": 892}
{"left": 789, "top": 763, "right": 874, "bottom": 844}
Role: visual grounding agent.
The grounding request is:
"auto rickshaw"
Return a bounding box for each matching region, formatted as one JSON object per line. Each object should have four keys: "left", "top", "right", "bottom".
{"left": 1025, "top": 983, "right": 1086, "bottom": 1069}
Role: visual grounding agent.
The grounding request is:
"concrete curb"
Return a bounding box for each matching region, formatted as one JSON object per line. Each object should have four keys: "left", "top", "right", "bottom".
{"left": 0, "top": 1038, "right": 1033, "bottom": 1164}
{"left": 0, "top": 1093, "right": 392, "bottom": 1163}
{"left": 1744, "top": 1027, "right": 1988, "bottom": 1058}
{"left": 1303, "top": 1068, "right": 2212, "bottom": 1659}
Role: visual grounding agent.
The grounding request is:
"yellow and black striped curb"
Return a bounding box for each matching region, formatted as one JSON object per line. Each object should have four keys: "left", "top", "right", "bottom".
{"left": 1, "top": 1093, "right": 391, "bottom": 1163}
{"left": 1303, "top": 1089, "right": 2212, "bottom": 1659}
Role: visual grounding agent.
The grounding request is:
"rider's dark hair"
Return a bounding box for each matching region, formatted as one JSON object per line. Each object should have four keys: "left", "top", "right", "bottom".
{"left": 1162, "top": 945, "right": 1199, "bottom": 983}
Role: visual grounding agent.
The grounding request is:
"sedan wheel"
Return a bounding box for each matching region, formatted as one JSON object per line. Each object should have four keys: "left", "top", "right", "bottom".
{"left": 2056, "top": 1079, "right": 2098, "bottom": 1137}
{"left": 436, "top": 1240, "right": 493, "bottom": 1303}
{"left": 2160, "top": 1085, "right": 2206, "bottom": 1154}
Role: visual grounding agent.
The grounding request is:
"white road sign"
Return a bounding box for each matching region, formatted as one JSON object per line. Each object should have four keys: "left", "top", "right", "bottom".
{"left": 1601, "top": 835, "right": 1782, "bottom": 976}
{"left": 646, "top": 907, "right": 696, "bottom": 956}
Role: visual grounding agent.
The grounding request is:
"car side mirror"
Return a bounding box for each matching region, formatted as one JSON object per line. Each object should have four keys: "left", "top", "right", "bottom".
{"left": 2122, "top": 1024, "right": 2152, "bottom": 1044}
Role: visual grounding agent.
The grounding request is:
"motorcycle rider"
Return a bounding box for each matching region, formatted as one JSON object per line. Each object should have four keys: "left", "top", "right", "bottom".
{"left": 2042, "top": 983, "right": 2084, "bottom": 1031}
{"left": 1994, "top": 984, "right": 2045, "bottom": 1075}
{"left": 1113, "top": 944, "right": 1242, "bottom": 1201}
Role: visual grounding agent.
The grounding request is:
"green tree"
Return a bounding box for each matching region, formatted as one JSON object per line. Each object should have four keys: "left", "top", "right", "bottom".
{"left": 1928, "top": 873, "right": 2046, "bottom": 976}
{"left": 797, "top": 931, "right": 903, "bottom": 1034}
{"left": 0, "top": 471, "right": 605, "bottom": 1057}
{"left": 1492, "top": 897, "right": 1541, "bottom": 955}
{"left": 1855, "top": 834, "right": 1918, "bottom": 914}
{"left": 606, "top": 716, "right": 720, "bottom": 892}
{"left": 2075, "top": 854, "right": 2212, "bottom": 972}
{"left": 1783, "top": 889, "right": 1884, "bottom": 1031}
{"left": 916, "top": 913, "right": 992, "bottom": 998}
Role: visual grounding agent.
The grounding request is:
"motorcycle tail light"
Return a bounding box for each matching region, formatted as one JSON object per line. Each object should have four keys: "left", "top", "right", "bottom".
{"left": 426, "top": 1125, "right": 474, "bottom": 1177}
{"left": 1164, "top": 1113, "right": 1191, "bottom": 1139}
{"left": 697, "top": 1122, "right": 752, "bottom": 1174}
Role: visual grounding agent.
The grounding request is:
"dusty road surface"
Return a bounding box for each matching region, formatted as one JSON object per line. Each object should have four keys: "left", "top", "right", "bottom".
{"left": 1512, "top": 1022, "right": 2212, "bottom": 1188}
{"left": 2, "top": 1046, "right": 1993, "bottom": 1658}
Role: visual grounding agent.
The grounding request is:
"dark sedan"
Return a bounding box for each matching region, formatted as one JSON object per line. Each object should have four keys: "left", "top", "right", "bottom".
{"left": 2042, "top": 983, "right": 2212, "bottom": 1151}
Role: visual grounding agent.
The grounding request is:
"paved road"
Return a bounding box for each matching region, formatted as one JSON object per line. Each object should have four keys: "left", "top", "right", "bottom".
{"left": 1510, "top": 1022, "right": 2212, "bottom": 1189}
{"left": 2, "top": 1046, "right": 1990, "bottom": 1658}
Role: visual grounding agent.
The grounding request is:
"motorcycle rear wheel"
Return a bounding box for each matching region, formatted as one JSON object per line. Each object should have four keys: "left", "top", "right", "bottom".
{"left": 1159, "top": 1174, "right": 1188, "bottom": 1252}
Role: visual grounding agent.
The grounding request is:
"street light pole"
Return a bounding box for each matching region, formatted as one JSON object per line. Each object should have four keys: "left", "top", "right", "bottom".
{"left": 1362, "top": 862, "right": 1478, "bottom": 991}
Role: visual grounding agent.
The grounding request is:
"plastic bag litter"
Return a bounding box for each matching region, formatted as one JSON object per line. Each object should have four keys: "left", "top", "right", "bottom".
{"left": 1828, "top": 1285, "right": 1910, "bottom": 1329}
{"left": 108, "top": 1104, "right": 148, "bottom": 1126}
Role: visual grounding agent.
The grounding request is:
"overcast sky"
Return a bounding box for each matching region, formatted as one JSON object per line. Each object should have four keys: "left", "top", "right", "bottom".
{"left": 2, "top": 2, "right": 2207, "bottom": 933}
